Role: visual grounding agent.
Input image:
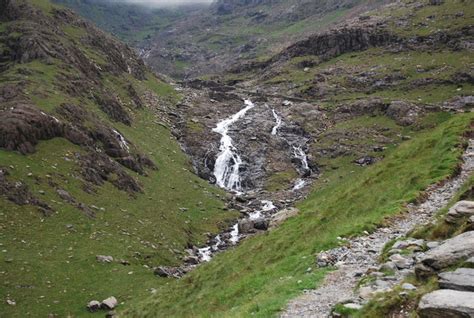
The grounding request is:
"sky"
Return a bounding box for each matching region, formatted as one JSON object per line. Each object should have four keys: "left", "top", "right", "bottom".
{"left": 112, "top": 0, "right": 213, "bottom": 6}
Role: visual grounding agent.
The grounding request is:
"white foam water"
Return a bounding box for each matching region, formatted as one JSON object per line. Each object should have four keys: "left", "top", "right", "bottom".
{"left": 213, "top": 99, "right": 255, "bottom": 191}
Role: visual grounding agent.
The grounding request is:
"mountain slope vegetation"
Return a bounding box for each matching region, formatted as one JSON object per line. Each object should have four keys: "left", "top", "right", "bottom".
{"left": 0, "top": 0, "right": 236, "bottom": 316}
{"left": 125, "top": 0, "right": 473, "bottom": 316}
{"left": 0, "top": 0, "right": 472, "bottom": 317}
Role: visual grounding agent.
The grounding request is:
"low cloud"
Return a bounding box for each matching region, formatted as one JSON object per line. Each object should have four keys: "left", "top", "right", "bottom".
{"left": 114, "top": 0, "right": 213, "bottom": 6}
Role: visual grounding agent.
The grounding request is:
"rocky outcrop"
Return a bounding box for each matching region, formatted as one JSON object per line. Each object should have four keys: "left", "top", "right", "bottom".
{"left": 275, "top": 27, "right": 395, "bottom": 64}
{"left": 418, "top": 290, "right": 474, "bottom": 318}
{"left": 0, "top": 103, "right": 89, "bottom": 154}
{"left": 446, "top": 200, "right": 474, "bottom": 223}
{"left": 416, "top": 231, "right": 474, "bottom": 278}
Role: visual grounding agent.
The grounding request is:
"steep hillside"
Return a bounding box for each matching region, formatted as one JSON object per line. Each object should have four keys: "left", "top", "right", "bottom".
{"left": 126, "top": 0, "right": 473, "bottom": 316}
{"left": 0, "top": 0, "right": 236, "bottom": 316}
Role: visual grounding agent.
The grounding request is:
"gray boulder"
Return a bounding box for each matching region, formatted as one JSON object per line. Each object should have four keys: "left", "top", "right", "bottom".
{"left": 439, "top": 268, "right": 474, "bottom": 292}
{"left": 101, "top": 296, "right": 118, "bottom": 310}
{"left": 418, "top": 290, "right": 474, "bottom": 318}
{"left": 446, "top": 201, "right": 474, "bottom": 223}
{"left": 416, "top": 231, "right": 474, "bottom": 274}
{"left": 87, "top": 300, "right": 101, "bottom": 312}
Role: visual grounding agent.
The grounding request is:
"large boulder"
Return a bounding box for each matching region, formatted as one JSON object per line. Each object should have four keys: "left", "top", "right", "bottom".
{"left": 446, "top": 201, "right": 474, "bottom": 224}
{"left": 418, "top": 290, "right": 474, "bottom": 318}
{"left": 416, "top": 231, "right": 474, "bottom": 277}
{"left": 439, "top": 268, "right": 474, "bottom": 292}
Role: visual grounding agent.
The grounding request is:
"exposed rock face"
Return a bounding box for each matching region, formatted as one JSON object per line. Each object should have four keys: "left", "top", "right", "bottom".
{"left": 276, "top": 27, "right": 396, "bottom": 64}
{"left": 446, "top": 200, "right": 474, "bottom": 223}
{"left": 439, "top": 268, "right": 474, "bottom": 292}
{"left": 416, "top": 231, "right": 474, "bottom": 277}
{"left": 0, "top": 103, "right": 88, "bottom": 154}
{"left": 418, "top": 290, "right": 474, "bottom": 318}
{"left": 0, "top": 0, "right": 158, "bottom": 214}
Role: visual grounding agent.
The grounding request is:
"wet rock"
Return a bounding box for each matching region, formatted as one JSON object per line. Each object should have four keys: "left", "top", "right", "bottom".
{"left": 418, "top": 290, "right": 474, "bottom": 318}
{"left": 101, "top": 296, "right": 117, "bottom": 310}
{"left": 416, "top": 231, "right": 474, "bottom": 275}
{"left": 238, "top": 219, "right": 254, "bottom": 233}
{"left": 438, "top": 268, "right": 474, "bottom": 292}
{"left": 445, "top": 200, "right": 474, "bottom": 223}
{"left": 87, "top": 300, "right": 101, "bottom": 312}
{"left": 253, "top": 218, "right": 269, "bottom": 230}
{"left": 96, "top": 255, "right": 114, "bottom": 263}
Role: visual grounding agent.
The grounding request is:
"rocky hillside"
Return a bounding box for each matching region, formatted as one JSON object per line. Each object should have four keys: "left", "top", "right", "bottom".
{"left": 0, "top": 0, "right": 236, "bottom": 316}
{"left": 125, "top": 0, "right": 473, "bottom": 316}
{"left": 136, "top": 0, "right": 388, "bottom": 78}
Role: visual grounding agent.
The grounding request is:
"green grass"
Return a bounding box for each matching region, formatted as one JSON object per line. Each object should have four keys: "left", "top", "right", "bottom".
{"left": 126, "top": 113, "right": 473, "bottom": 317}
{"left": 0, "top": 2, "right": 235, "bottom": 315}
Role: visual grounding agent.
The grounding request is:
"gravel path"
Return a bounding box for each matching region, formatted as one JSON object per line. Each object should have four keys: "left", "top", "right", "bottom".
{"left": 281, "top": 139, "right": 474, "bottom": 318}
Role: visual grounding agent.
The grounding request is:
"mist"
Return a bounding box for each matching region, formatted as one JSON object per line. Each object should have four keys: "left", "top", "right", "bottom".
{"left": 110, "top": 0, "right": 213, "bottom": 7}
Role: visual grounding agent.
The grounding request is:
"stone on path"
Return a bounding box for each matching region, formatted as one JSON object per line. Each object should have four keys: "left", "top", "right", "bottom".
{"left": 438, "top": 268, "right": 474, "bottom": 292}
{"left": 418, "top": 289, "right": 474, "bottom": 318}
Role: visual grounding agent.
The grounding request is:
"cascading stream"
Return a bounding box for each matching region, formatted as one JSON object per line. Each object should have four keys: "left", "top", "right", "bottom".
{"left": 271, "top": 109, "right": 282, "bottom": 135}
{"left": 213, "top": 99, "right": 255, "bottom": 191}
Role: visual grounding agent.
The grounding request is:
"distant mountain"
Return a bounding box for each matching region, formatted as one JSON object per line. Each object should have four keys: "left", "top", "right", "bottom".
{"left": 52, "top": 0, "right": 205, "bottom": 45}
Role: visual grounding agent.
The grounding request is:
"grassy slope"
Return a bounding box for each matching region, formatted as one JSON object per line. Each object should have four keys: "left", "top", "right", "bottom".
{"left": 127, "top": 112, "right": 473, "bottom": 317}
{"left": 127, "top": 1, "right": 474, "bottom": 316}
{"left": 0, "top": 1, "right": 236, "bottom": 317}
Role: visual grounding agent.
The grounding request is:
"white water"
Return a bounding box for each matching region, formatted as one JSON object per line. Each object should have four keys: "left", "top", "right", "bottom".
{"left": 213, "top": 99, "right": 255, "bottom": 191}
{"left": 199, "top": 200, "right": 276, "bottom": 260}
{"left": 293, "top": 179, "right": 306, "bottom": 191}
{"left": 112, "top": 129, "right": 129, "bottom": 151}
{"left": 293, "top": 146, "right": 309, "bottom": 170}
{"left": 271, "top": 109, "right": 282, "bottom": 135}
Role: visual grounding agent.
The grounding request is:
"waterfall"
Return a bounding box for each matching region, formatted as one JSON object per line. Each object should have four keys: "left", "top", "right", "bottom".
{"left": 293, "top": 146, "right": 309, "bottom": 170}
{"left": 112, "top": 129, "right": 129, "bottom": 151}
{"left": 271, "top": 109, "right": 282, "bottom": 135}
{"left": 293, "top": 179, "right": 306, "bottom": 191}
{"left": 213, "top": 99, "right": 255, "bottom": 191}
